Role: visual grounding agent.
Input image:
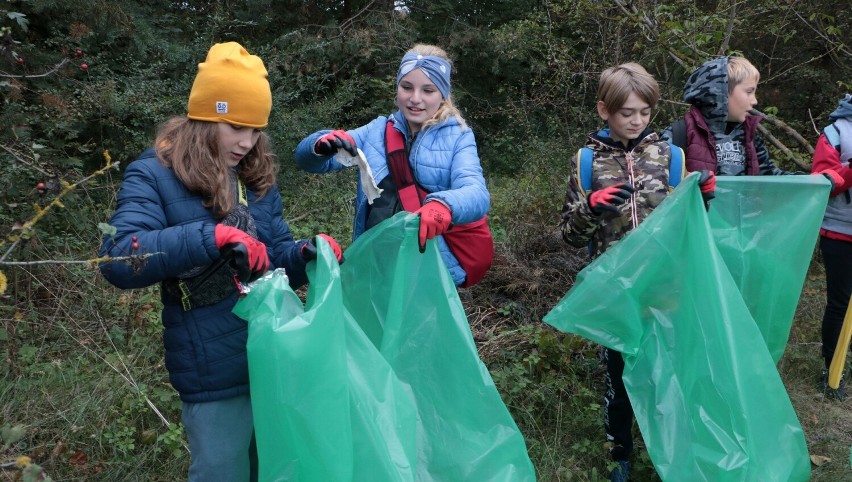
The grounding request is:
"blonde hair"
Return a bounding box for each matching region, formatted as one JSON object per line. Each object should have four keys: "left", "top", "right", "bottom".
{"left": 597, "top": 62, "right": 660, "bottom": 114}
{"left": 154, "top": 117, "right": 277, "bottom": 218}
{"left": 727, "top": 56, "right": 760, "bottom": 92}
{"left": 404, "top": 44, "right": 468, "bottom": 131}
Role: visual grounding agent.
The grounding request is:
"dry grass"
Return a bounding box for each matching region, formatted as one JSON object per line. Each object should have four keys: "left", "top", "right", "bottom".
{"left": 782, "top": 255, "right": 852, "bottom": 482}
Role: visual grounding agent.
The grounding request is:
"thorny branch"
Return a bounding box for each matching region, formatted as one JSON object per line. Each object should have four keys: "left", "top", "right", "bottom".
{"left": 0, "top": 150, "right": 120, "bottom": 263}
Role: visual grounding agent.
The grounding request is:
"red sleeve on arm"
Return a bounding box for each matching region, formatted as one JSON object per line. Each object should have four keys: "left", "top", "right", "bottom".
{"left": 812, "top": 134, "right": 852, "bottom": 194}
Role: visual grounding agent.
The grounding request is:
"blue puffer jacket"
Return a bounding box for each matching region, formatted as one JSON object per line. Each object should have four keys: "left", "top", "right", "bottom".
{"left": 99, "top": 149, "right": 309, "bottom": 403}
{"left": 294, "top": 111, "right": 490, "bottom": 285}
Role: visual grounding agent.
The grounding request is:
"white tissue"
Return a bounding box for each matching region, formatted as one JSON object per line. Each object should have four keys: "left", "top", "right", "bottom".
{"left": 335, "top": 148, "right": 384, "bottom": 204}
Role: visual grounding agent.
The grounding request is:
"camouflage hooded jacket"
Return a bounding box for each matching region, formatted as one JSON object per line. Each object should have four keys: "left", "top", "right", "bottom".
{"left": 660, "top": 56, "right": 789, "bottom": 176}
{"left": 560, "top": 129, "right": 683, "bottom": 258}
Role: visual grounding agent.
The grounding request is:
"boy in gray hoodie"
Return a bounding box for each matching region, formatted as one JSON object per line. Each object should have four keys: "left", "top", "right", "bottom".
{"left": 661, "top": 55, "right": 794, "bottom": 175}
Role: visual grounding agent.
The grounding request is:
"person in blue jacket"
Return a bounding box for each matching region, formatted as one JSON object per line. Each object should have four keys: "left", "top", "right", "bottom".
{"left": 294, "top": 44, "right": 490, "bottom": 287}
{"left": 98, "top": 42, "right": 341, "bottom": 482}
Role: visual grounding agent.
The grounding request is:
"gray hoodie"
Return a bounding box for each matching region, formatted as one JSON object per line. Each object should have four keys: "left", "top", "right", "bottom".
{"left": 821, "top": 94, "right": 852, "bottom": 235}
{"left": 662, "top": 57, "right": 790, "bottom": 176}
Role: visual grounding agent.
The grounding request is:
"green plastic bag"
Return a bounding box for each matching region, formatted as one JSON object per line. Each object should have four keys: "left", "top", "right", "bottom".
{"left": 235, "top": 213, "right": 536, "bottom": 481}
{"left": 707, "top": 176, "right": 828, "bottom": 362}
{"left": 544, "top": 174, "right": 827, "bottom": 481}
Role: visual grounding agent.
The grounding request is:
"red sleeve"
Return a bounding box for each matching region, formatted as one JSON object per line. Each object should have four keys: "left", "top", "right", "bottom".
{"left": 812, "top": 134, "right": 852, "bottom": 194}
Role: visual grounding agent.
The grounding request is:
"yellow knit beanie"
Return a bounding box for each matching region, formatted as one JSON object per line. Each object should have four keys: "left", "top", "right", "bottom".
{"left": 187, "top": 42, "right": 271, "bottom": 128}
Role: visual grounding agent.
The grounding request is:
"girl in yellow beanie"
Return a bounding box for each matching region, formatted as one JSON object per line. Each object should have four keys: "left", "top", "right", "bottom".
{"left": 99, "top": 42, "right": 342, "bottom": 482}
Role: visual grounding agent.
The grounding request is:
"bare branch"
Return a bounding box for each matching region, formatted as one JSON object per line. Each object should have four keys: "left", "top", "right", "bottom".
{"left": 339, "top": 0, "right": 378, "bottom": 32}
{"left": 751, "top": 108, "right": 814, "bottom": 154}
{"left": 0, "top": 143, "right": 52, "bottom": 177}
{"left": 0, "top": 57, "right": 70, "bottom": 79}
{"left": 610, "top": 0, "right": 688, "bottom": 68}
{"left": 718, "top": 0, "right": 737, "bottom": 55}
{"left": 789, "top": 7, "right": 852, "bottom": 59}
{"left": 761, "top": 48, "right": 837, "bottom": 85}
{"left": 0, "top": 253, "right": 159, "bottom": 267}
{"left": 756, "top": 123, "right": 809, "bottom": 171}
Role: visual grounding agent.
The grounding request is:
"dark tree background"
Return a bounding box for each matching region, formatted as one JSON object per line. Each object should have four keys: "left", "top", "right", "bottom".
{"left": 1, "top": 1, "right": 850, "bottom": 480}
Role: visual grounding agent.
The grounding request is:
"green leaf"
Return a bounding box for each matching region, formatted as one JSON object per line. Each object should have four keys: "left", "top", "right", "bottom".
{"left": 1, "top": 423, "right": 27, "bottom": 449}
{"left": 98, "top": 223, "right": 117, "bottom": 237}
{"left": 7, "top": 12, "right": 29, "bottom": 32}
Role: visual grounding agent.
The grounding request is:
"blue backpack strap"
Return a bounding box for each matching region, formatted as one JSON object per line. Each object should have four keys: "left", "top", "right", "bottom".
{"left": 824, "top": 123, "right": 841, "bottom": 148}
{"left": 667, "top": 142, "right": 685, "bottom": 188}
{"left": 578, "top": 147, "right": 594, "bottom": 192}
{"left": 576, "top": 147, "right": 596, "bottom": 259}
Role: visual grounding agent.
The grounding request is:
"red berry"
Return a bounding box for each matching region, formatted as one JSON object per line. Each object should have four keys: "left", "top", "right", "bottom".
{"left": 75, "top": 49, "right": 83, "bottom": 57}
{"left": 16, "top": 57, "right": 24, "bottom": 64}
{"left": 36, "top": 182, "right": 45, "bottom": 191}
{"left": 131, "top": 236, "right": 138, "bottom": 242}
{"left": 80, "top": 63, "right": 88, "bottom": 71}
{"left": 131, "top": 242, "right": 139, "bottom": 251}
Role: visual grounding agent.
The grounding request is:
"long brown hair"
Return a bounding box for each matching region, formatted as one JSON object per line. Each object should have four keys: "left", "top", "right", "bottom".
{"left": 154, "top": 117, "right": 277, "bottom": 218}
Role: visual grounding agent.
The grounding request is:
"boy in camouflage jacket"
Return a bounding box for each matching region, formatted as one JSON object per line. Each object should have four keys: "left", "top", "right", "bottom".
{"left": 559, "top": 63, "right": 714, "bottom": 482}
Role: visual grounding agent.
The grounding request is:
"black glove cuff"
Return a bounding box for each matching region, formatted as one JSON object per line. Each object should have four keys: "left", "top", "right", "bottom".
{"left": 586, "top": 192, "right": 603, "bottom": 215}
{"left": 301, "top": 239, "right": 317, "bottom": 261}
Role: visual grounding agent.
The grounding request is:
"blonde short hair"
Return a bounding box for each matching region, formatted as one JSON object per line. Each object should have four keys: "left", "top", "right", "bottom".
{"left": 597, "top": 62, "right": 660, "bottom": 114}
{"left": 727, "top": 56, "right": 760, "bottom": 92}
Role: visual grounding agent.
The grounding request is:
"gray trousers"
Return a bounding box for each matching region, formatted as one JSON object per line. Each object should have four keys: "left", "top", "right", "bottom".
{"left": 182, "top": 394, "right": 258, "bottom": 482}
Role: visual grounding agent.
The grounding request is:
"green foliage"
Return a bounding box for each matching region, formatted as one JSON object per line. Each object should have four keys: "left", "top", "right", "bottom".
{"left": 1, "top": 0, "right": 850, "bottom": 480}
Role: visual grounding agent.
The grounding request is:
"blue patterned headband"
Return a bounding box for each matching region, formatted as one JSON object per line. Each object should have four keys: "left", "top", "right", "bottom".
{"left": 396, "top": 52, "right": 452, "bottom": 99}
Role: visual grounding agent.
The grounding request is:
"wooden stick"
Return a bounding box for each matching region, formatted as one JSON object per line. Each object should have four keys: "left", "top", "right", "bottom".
{"left": 828, "top": 293, "right": 852, "bottom": 389}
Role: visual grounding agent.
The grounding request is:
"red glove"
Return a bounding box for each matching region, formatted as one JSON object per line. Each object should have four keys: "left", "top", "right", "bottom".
{"left": 698, "top": 170, "right": 716, "bottom": 193}
{"left": 697, "top": 170, "right": 716, "bottom": 209}
{"left": 588, "top": 183, "right": 635, "bottom": 214}
{"left": 301, "top": 233, "right": 344, "bottom": 263}
{"left": 315, "top": 130, "right": 357, "bottom": 157}
{"left": 416, "top": 201, "right": 452, "bottom": 253}
{"left": 815, "top": 169, "right": 843, "bottom": 193}
{"left": 214, "top": 225, "right": 269, "bottom": 283}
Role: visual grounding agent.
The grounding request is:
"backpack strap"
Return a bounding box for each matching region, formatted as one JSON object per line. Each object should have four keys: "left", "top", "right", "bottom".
{"left": 824, "top": 123, "right": 840, "bottom": 146}
{"left": 671, "top": 118, "right": 687, "bottom": 150}
{"left": 828, "top": 118, "right": 852, "bottom": 164}
{"left": 579, "top": 142, "right": 684, "bottom": 190}
{"left": 667, "top": 142, "right": 685, "bottom": 188}
{"left": 384, "top": 121, "right": 427, "bottom": 212}
{"left": 577, "top": 147, "right": 594, "bottom": 192}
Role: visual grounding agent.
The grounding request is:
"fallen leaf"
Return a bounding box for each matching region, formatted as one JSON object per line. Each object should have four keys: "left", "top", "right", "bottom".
{"left": 810, "top": 454, "right": 831, "bottom": 466}
{"left": 68, "top": 448, "right": 88, "bottom": 467}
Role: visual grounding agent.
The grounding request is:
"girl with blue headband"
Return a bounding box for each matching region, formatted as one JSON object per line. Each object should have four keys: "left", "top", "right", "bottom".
{"left": 295, "top": 44, "right": 492, "bottom": 287}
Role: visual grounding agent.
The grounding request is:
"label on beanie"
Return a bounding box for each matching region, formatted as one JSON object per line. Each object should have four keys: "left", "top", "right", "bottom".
{"left": 216, "top": 101, "right": 228, "bottom": 114}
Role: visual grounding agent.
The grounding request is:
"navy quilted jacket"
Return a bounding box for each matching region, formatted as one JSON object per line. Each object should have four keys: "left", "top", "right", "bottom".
{"left": 99, "top": 149, "right": 309, "bottom": 402}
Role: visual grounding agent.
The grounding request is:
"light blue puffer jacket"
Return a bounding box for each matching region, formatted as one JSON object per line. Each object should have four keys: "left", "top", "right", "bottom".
{"left": 295, "top": 111, "right": 490, "bottom": 285}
